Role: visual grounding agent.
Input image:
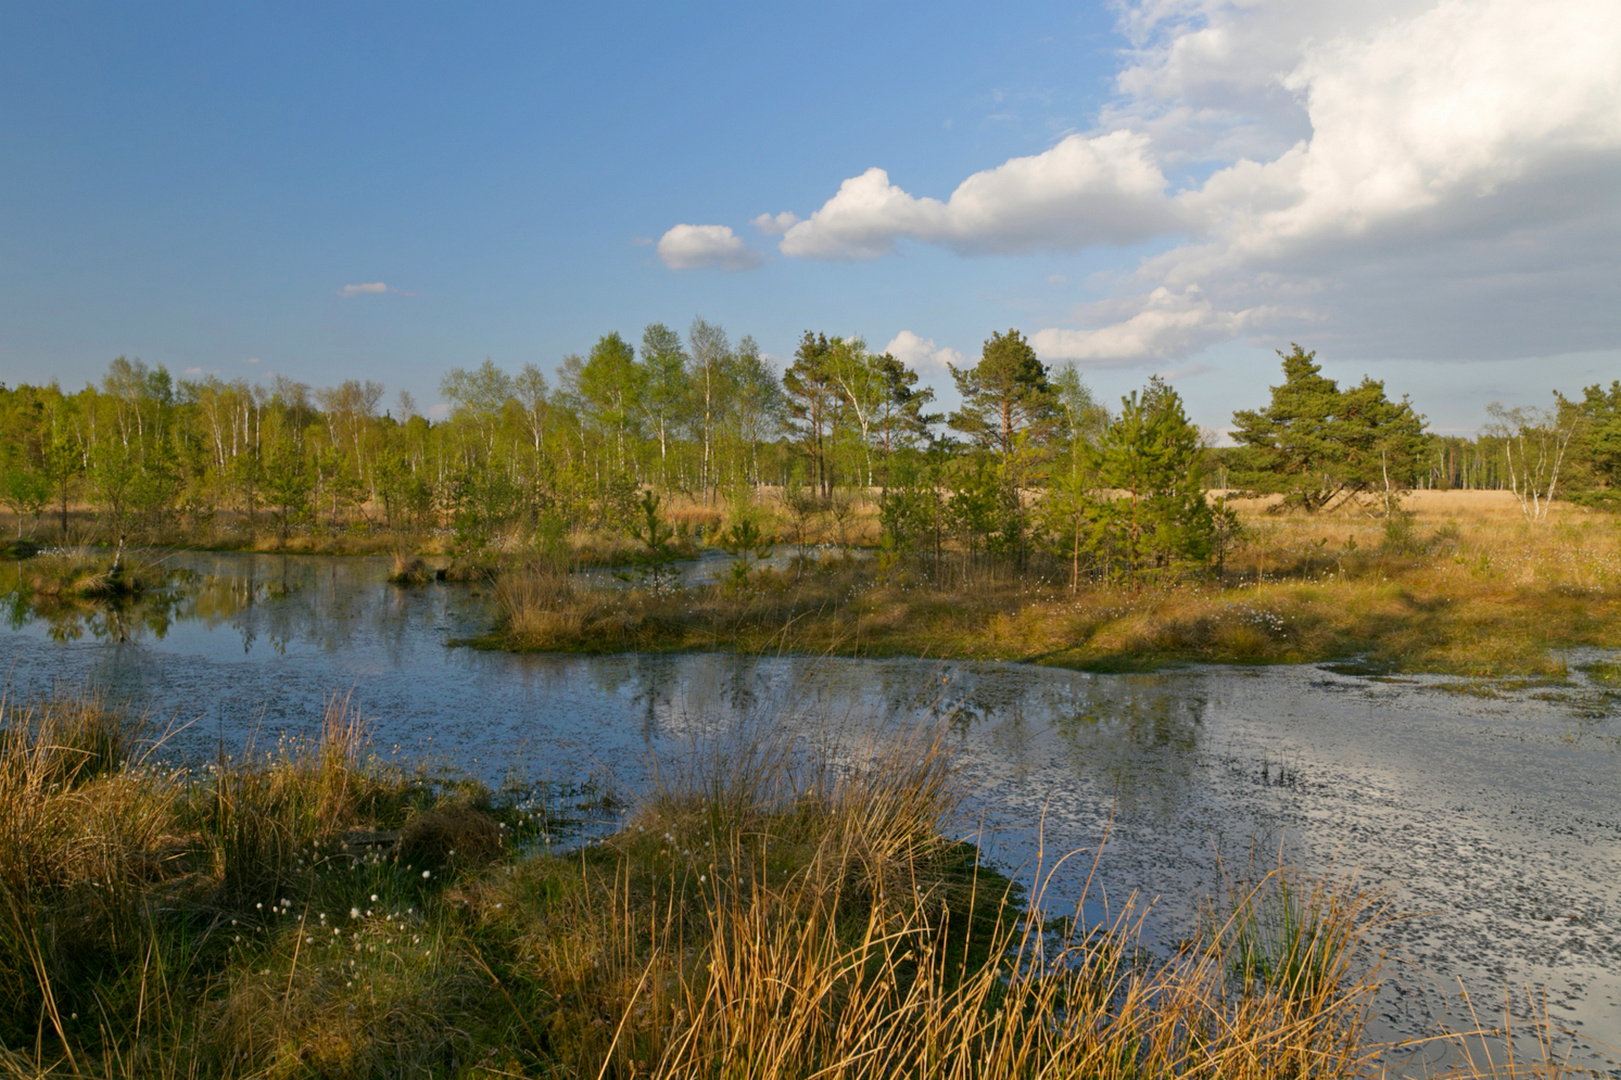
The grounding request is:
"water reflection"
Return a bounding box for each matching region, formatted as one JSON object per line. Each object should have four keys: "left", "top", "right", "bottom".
{"left": 0, "top": 551, "right": 1615, "bottom": 1071}
{"left": 1048, "top": 677, "right": 1205, "bottom": 814}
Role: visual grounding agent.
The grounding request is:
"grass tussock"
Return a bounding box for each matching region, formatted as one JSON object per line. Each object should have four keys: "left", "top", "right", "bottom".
{"left": 23, "top": 552, "right": 158, "bottom": 600}
{"left": 0, "top": 690, "right": 1581, "bottom": 1078}
{"left": 387, "top": 554, "right": 435, "bottom": 586}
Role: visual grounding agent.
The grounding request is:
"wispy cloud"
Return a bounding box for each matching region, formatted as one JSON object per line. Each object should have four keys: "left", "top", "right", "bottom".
{"left": 242, "top": 357, "right": 260, "bottom": 365}
{"left": 1033, "top": 287, "right": 1273, "bottom": 366}
{"left": 337, "top": 282, "right": 390, "bottom": 297}
{"left": 1155, "top": 363, "right": 1214, "bottom": 381}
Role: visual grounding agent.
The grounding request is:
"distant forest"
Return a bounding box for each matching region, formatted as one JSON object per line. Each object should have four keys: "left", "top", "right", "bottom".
{"left": 3, "top": 320, "right": 1618, "bottom": 570}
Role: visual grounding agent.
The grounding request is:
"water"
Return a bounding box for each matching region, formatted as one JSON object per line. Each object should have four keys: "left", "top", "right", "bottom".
{"left": 2, "top": 550, "right": 1618, "bottom": 1073}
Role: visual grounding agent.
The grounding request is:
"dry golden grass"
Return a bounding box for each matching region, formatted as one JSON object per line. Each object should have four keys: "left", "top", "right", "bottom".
{"left": 0, "top": 692, "right": 1590, "bottom": 1078}
{"left": 487, "top": 495, "right": 1621, "bottom": 677}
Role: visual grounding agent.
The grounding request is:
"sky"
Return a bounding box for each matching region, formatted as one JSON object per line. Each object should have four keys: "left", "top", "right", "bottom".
{"left": 1, "top": 0, "right": 1617, "bottom": 437}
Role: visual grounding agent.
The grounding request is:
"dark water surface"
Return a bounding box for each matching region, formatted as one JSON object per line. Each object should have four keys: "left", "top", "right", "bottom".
{"left": 3, "top": 551, "right": 1618, "bottom": 1072}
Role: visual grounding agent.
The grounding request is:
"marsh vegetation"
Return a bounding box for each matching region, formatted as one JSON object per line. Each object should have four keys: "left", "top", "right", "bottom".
{"left": 0, "top": 690, "right": 1573, "bottom": 1080}
{"left": 480, "top": 491, "right": 1621, "bottom": 678}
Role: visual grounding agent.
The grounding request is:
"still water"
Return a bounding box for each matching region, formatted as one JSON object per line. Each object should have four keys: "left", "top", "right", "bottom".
{"left": 2, "top": 550, "right": 1618, "bottom": 1072}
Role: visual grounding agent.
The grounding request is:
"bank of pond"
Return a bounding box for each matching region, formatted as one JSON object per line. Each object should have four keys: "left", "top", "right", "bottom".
{"left": 0, "top": 691, "right": 1561, "bottom": 1079}
{"left": 0, "top": 549, "right": 1616, "bottom": 1076}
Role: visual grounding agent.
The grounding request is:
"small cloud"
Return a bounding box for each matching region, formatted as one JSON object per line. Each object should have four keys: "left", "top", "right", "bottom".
{"left": 183, "top": 366, "right": 204, "bottom": 377}
{"left": 1048, "top": 274, "right": 1068, "bottom": 284}
{"left": 337, "top": 282, "right": 390, "bottom": 297}
{"left": 632, "top": 236, "right": 655, "bottom": 246}
{"left": 750, "top": 211, "right": 801, "bottom": 237}
{"left": 656, "top": 224, "right": 764, "bottom": 272}
{"left": 426, "top": 402, "right": 452, "bottom": 421}
{"left": 243, "top": 357, "right": 260, "bottom": 365}
{"left": 884, "top": 330, "right": 967, "bottom": 376}
{"left": 1155, "top": 363, "right": 1214, "bottom": 381}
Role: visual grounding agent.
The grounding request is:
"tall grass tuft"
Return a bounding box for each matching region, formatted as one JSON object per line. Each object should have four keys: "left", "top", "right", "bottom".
{"left": 209, "top": 693, "right": 376, "bottom": 905}
{"left": 386, "top": 553, "right": 433, "bottom": 585}
{"left": 545, "top": 722, "right": 1390, "bottom": 1080}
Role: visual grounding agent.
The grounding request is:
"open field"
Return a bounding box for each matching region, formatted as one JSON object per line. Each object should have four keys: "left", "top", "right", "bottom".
{"left": 0, "top": 690, "right": 1573, "bottom": 1080}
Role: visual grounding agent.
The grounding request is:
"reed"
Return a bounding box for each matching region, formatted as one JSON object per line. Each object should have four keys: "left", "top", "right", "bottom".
{"left": 0, "top": 690, "right": 1592, "bottom": 1078}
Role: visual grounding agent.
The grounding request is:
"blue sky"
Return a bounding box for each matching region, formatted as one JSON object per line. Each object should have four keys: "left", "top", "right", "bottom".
{"left": 3, "top": 1, "right": 1618, "bottom": 435}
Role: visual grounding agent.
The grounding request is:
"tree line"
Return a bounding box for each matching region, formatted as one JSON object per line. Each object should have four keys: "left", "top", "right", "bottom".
{"left": 3, "top": 326, "right": 1617, "bottom": 581}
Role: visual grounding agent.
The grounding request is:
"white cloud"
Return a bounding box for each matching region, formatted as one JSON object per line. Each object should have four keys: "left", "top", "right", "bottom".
{"left": 779, "top": 131, "right": 1178, "bottom": 259}
{"left": 1032, "top": 286, "right": 1271, "bottom": 365}
{"left": 337, "top": 282, "right": 390, "bottom": 297}
{"left": 750, "top": 211, "right": 801, "bottom": 236}
{"left": 656, "top": 224, "right": 764, "bottom": 271}
{"left": 1156, "top": 363, "right": 1215, "bottom": 381}
{"left": 749, "top": 0, "right": 1621, "bottom": 365}
{"left": 242, "top": 357, "right": 260, "bottom": 364}
{"left": 427, "top": 402, "right": 452, "bottom": 421}
{"left": 1073, "top": 0, "right": 1621, "bottom": 362}
{"left": 183, "top": 366, "right": 204, "bottom": 377}
{"left": 884, "top": 331, "right": 968, "bottom": 376}
{"left": 1173, "top": 0, "right": 1621, "bottom": 262}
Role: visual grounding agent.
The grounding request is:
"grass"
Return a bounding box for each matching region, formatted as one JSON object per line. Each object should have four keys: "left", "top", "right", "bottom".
{"left": 388, "top": 554, "right": 436, "bottom": 585}
{"left": 2, "top": 688, "right": 1579, "bottom": 1079}
{"left": 19, "top": 551, "right": 161, "bottom": 601}
{"left": 481, "top": 498, "right": 1621, "bottom": 679}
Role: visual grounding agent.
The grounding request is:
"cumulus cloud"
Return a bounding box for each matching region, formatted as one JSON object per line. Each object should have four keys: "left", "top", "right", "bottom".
{"left": 337, "top": 282, "right": 390, "bottom": 297}
{"left": 750, "top": 211, "right": 801, "bottom": 236}
{"left": 1175, "top": 0, "right": 1621, "bottom": 260}
{"left": 884, "top": 331, "right": 968, "bottom": 375}
{"left": 745, "top": 0, "right": 1621, "bottom": 364}
{"left": 779, "top": 131, "right": 1178, "bottom": 259}
{"left": 1072, "top": 0, "right": 1621, "bottom": 361}
{"left": 1033, "top": 286, "right": 1273, "bottom": 365}
{"left": 656, "top": 224, "right": 764, "bottom": 271}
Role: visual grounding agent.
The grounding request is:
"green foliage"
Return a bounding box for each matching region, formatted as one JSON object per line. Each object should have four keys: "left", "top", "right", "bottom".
{"left": 947, "top": 329, "right": 1060, "bottom": 463}
{"left": 625, "top": 489, "right": 681, "bottom": 595}
{"left": 1232, "top": 344, "right": 1427, "bottom": 514}
{"left": 0, "top": 466, "right": 49, "bottom": 538}
{"left": 783, "top": 331, "right": 841, "bottom": 496}
{"left": 719, "top": 513, "right": 773, "bottom": 589}
{"left": 1083, "top": 378, "right": 1216, "bottom": 584}
{"left": 1561, "top": 381, "right": 1621, "bottom": 507}
{"left": 878, "top": 448, "right": 946, "bottom": 568}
